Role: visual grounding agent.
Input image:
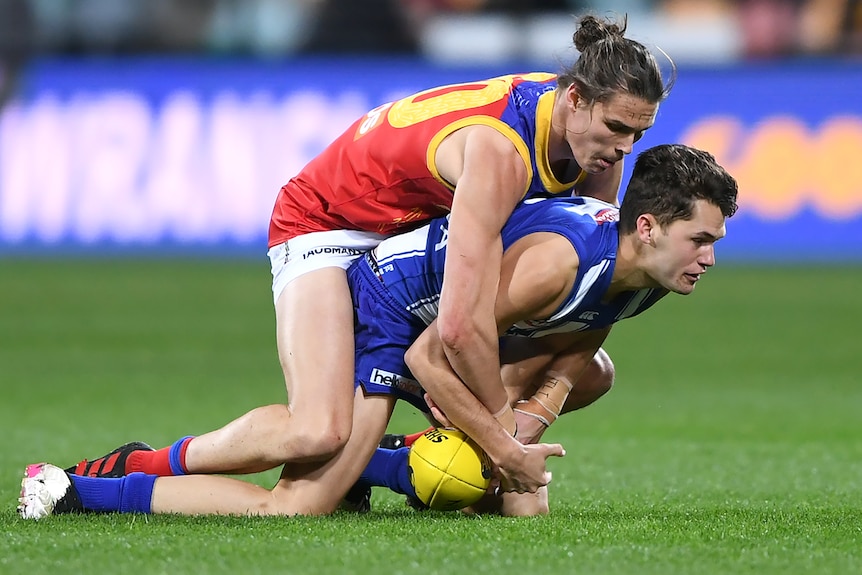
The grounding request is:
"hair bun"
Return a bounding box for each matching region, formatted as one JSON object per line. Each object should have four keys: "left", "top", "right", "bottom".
{"left": 572, "top": 14, "right": 627, "bottom": 52}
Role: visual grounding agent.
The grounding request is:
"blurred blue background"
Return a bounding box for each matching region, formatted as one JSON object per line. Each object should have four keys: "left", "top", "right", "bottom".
{"left": 1, "top": 0, "right": 861, "bottom": 261}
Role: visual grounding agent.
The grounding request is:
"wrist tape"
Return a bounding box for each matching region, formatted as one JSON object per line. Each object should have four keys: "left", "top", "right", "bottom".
{"left": 492, "top": 404, "right": 517, "bottom": 436}
{"left": 512, "top": 371, "right": 574, "bottom": 427}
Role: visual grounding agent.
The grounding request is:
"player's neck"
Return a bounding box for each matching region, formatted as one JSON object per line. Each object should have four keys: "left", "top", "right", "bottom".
{"left": 550, "top": 158, "right": 581, "bottom": 182}
{"left": 548, "top": 90, "right": 579, "bottom": 172}
{"left": 608, "top": 234, "right": 652, "bottom": 294}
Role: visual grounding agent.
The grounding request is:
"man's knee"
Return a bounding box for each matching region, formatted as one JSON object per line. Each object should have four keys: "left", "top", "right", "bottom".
{"left": 288, "top": 416, "right": 352, "bottom": 461}
{"left": 560, "top": 349, "right": 615, "bottom": 414}
{"left": 254, "top": 486, "right": 341, "bottom": 517}
{"left": 236, "top": 405, "right": 349, "bottom": 462}
{"left": 587, "top": 348, "right": 615, "bottom": 396}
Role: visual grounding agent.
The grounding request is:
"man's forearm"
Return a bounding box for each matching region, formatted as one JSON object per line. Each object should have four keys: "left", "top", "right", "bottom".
{"left": 406, "top": 325, "right": 522, "bottom": 465}
{"left": 500, "top": 331, "right": 611, "bottom": 442}
{"left": 439, "top": 321, "right": 514, "bottom": 432}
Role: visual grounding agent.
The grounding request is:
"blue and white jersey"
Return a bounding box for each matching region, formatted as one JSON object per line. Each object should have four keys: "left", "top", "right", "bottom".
{"left": 361, "top": 196, "right": 666, "bottom": 338}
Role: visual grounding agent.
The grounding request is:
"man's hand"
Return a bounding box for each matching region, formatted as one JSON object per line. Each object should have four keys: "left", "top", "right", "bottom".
{"left": 424, "top": 393, "right": 453, "bottom": 428}
{"left": 494, "top": 441, "right": 565, "bottom": 494}
{"left": 425, "top": 393, "right": 563, "bottom": 494}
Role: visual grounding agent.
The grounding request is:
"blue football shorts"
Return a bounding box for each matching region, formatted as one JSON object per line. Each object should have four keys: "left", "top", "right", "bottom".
{"left": 348, "top": 255, "right": 430, "bottom": 414}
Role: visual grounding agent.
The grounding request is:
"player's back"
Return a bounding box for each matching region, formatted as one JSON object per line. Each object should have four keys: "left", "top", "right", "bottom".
{"left": 269, "top": 73, "right": 583, "bottom": 245}
{"left": 360, "top": 196, "right": 651, "bottom": 334}
{"left": 499, "top": 197, "right": 665, "bottom": 337}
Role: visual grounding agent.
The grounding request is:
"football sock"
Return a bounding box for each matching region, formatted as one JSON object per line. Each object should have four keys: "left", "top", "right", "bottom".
{"left": 70, "top": 473, "right": 157, "bottom": 513}
{"left": 127, "top": 436, "right": 194, "bottom": 476}
{"left": 359, "top": 447, "right": 416, "bottom": 498}
{"left": 404, "top": 427, "right": 434, "bottom": 447}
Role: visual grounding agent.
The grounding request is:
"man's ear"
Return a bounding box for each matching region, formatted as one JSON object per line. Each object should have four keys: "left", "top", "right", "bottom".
{"left": 636, "top": 214, "right": 659, "bottom": 245}
{"left": 567, "top": 84, "right": 580, "bottom": 111}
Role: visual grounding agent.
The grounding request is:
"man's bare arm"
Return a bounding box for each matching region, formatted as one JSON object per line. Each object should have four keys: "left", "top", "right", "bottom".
{"left": 435, "top": 125, "right": 528, "bottom": 424}
{"left": 406, "top": 233, "right": 579, "bottom": 492}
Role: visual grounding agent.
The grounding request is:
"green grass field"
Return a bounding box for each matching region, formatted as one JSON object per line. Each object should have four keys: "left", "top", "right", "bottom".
{"left": 1, "top": 260, "right": 860, "bottom": 574}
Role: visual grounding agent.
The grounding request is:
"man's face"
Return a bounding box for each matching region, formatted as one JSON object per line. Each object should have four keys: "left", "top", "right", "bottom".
{"left": 647, "top": 200, "right": 727, "bottom": 295}
{"left": 565, "top": 89, "right": 658, "bottom": 174}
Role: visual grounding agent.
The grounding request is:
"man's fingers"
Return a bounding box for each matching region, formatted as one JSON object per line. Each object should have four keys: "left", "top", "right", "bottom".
{"left": 525, "top": 442, "right": 566, "bottom": 458}
{"left": 494, "top": 442, "right": 566, "bottom": 494}
{"left": 543, "top": 443, "right": 565, "bottom": 458}
{"left": 423, "top": 393, "right": 453, "bottom": 427}
{"left": 498, "top": 478, "right": 516, "bottom": 494}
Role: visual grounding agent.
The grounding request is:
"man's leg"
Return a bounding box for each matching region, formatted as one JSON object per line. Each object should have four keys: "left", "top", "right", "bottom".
{"left": 153, "top": 389, "right": 395, "bottom": 515}
{"left": 65, "top": 267, "right": 361, "bottom": 478}
{"left": 561, "top": 347, "right": 614, "bottom": 413}
{"left": 21, "top": 390, "right": 395, "bottom": 518}
{"left": 186, "top": 267, "right": 358, "bottom": 472}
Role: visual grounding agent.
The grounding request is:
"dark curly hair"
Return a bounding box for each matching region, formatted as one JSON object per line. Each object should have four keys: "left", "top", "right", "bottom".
{"left": 618, "top": 144, "right": 738, "bottom": 234}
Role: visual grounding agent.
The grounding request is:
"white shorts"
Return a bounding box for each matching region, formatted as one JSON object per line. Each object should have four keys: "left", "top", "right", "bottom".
{"left": 268, "top": 229, "right": 387, "bottom": 305}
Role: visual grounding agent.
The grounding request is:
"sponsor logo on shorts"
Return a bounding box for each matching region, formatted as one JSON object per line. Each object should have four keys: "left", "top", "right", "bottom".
{"left": 369, "top": 368, "right": 422, "bottom": 396}
{"left": 300, "top": 246, "right": 366, "bottom": 260}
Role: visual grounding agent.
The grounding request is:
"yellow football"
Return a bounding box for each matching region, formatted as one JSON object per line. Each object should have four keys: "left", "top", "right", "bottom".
{"left": 408, "top": 428, "right": 492, "bottom": 511}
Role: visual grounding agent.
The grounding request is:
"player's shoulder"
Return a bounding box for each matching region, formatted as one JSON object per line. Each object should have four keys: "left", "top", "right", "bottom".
{"left": 504, "top": 197, "right": 617, "bottom": 271}
{"left": 505, "top": 73, "right": 558, "bottom": 99}
{"left": 517, "top": 196, "right": 618, "bottom": 226}
{"left": 508, "top": 72, "right": 559, "bottom": 88}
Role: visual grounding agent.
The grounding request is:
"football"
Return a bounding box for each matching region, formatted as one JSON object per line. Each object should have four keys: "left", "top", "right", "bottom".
{"left": 408, "top": 427, "right": 492, "bottom": 511}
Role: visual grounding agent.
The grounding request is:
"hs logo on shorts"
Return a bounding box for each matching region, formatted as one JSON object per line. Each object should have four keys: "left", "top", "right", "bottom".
{"left": 370, "top": 368, "right": 422, "bottom": 396}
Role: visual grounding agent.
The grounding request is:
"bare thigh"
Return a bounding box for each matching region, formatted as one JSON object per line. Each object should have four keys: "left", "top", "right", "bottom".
{"left": 276, "top": 267, "right": 356, "bottom": 440}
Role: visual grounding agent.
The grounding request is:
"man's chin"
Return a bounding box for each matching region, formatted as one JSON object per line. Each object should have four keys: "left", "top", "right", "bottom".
{"left": 583, "top": 163, "right": 608, "bottom": 175}
{"left": 666, "top": 280, "right": 696, "bottom": 295}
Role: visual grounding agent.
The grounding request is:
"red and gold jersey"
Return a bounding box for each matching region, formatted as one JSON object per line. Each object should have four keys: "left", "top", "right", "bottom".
{"left": 269, "top": 73, "right": 585, "bottom": 247}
